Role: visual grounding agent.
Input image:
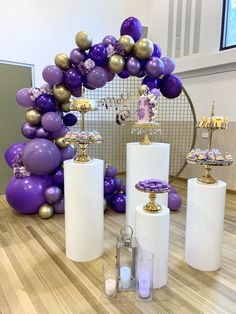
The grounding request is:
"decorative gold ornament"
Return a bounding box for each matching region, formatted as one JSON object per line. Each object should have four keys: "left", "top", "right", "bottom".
{"left": 53, "top": 85, "right": 71, "bottom": 103}
{"left": 60, "top": 102, "right": 71, "bottom": 112}
{"left": 108, "top": 54, "right": 125, "bottom": 73}
{"left": 134, "top": 38, "right": 154, "bottom": 60}
{"left": 38, "top": 204, "right": 54, "bottom": 219}
{"left": 118, "top": 35, "right": 134, "bottom": 54}
{"left": 25, "top": 108, "right": 41, "bottom": 125}
{"left": 55, "top": 137, "right": 69, "bottom": 148}
{"left": 75, "top": 31, "right": 92, "bottom": 50}
{"left": 135, "top": 187, "right": 170, "bottom": 212}
{"left": 54, "top": 53, "right": 71, "bottom": 70}
{"left": 139, "top": 84, "right": 148, "bottom": 95}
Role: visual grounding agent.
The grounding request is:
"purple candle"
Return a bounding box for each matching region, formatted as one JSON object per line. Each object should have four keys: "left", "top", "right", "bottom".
{"left": 138, "top": 275, "right": 151, "bottom": 298}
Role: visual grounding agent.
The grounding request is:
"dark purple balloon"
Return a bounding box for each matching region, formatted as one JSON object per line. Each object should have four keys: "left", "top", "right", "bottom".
{"left": 142, "top": 76, "right": 160, "bottom": 90}
{"left": 45, "top": 186, "right": 62, "bottom": 204}
{"left": 4, "top": 142, "right": 27, "bottom": 168}
{"left": 120, "top": 16, "right": 142, "bottom": 42}
{"left": 151, "top": 43, "right": 162, "bottom": 58}
{"left": 105, "top": 165, "right": 117, "bottom": 178}
{"left": 42, "top": 65, "right": 63, "bottom": 85}
{"left": 54, "top": 197, "right": 64, "bottom": 214}
{"left": 160, "top": 74, "right": 183, "bottom": 99}
{"left": 161, "top": 57, "right": 175, "bottom": 75}
{"left": 145, "top": 57, "right": 164, "bottom": 78}
{"left": 118, "top": 69, "right": 130, "bottom": 79}
{"left": 104, "top": 193, "right": 113, "bottom": 205}
{"left": 111, "top": 193, "right": 126, "bottom": 213}
{"left": 6, "top": 175, "right": 51, "bottom": 214}
{"left": 36, "top": 127, "right": 50, "bottom": 138}
{"left": 22, "top": 139, "right": 61, "bottom": 175}
{"left": 115, "top": 177, "right": 123, "bottom": 190}
{"left": 52, "top": 167, "right": 64, "bottom": 187}
{"left": 71, "top": 86, "right": 82, "bottom": 97}
{"left": 16, "top": 88, "right": 35, "bottom": 108}
{"left": 35, "top": 94, "right": 57, "bottom": 113}
{"left": 21, "top": 122, "right": 37, "bottom": 139}
{"left": 89, "top": 43, "right": 107, "bottom": 66}
{"left": 70, "top": 48, "right": 87, "bottom": 65}
{"left": 104, "top": 177, "right": 117, "bottom": 196}
{"left": 60, "top": 145, "right": 74, "bottom": 162}
{"left": 168, "top": 192, "right": 182, "bottom": 211}
{"left": 136, "top": 70, "right": 145, "bottom": 78}
{"left": 64, "top": 68, "right": 82, "bottom": 89}
{"left": 126, "top": 56, "right": 141, "bottom": 75}
{"left": 50, "top": 125, "right": 69, "bottom": 139}
{"left": 41, "top": 112, "right": 63, "bottom": 132}
{"left": 63, "top": 113, "right": 77, "bottom": 126}
{"left": 102, "top": 35, "right": 116, "bottom": 47}
{"left": 120, "top": 184, "right": 126, "bottom": 194}
{"left": 86, "top": 66, "right": 108, "bottom": 88}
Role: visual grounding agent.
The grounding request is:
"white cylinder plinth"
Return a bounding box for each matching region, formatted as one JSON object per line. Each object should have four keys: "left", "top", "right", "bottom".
{"left": 126, "top": 142, "right": 170, "bottom": 232}
{"left": 135, "top": 205, "right": 170, "bottom": 288}
{"left": 64, "top": 159, "right": 104, "bottom": 262}
{"left": 185, "top": 178, "right": 226, "bottom": 271}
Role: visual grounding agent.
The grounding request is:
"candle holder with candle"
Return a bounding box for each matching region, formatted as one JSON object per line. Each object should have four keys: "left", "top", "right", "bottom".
{"left": 102, "top": 263, "right": 117, "bottom": 298}
{"left": 116, "top": 225, "right": 137, "bottom": 291}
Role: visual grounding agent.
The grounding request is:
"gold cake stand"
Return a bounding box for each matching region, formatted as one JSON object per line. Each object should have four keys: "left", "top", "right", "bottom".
{"left": 131, "top": 122, "right": 161, "bottom": 145}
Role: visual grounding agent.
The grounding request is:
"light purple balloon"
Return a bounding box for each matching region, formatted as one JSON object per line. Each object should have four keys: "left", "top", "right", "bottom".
{"left": 16, "top": 88, "right": 35, "bottom": 108}
{"left": 54, "top": 197, "right": 64, "bottom": 214}
{"left": 21, "top": 122, "right": 37, "bottom": 139}
{"left": 50, "top": 125, "right": 69, "bottom": 139}
{"left": 70, "top": 48, "right": 87, "bottom": 65}
{"left": 4, "top": 142, "right": 27, "bottom": 168}
{"left": 161, "top": 57, "right": 175, "bottom": 75}
{"left": 126, "top": 56, "right": 141, "bottom": 76}
{"left": 102, "top": 35, "right": 116, "bottom": 47}
{"left": 60, "top": 145, "right": 74, "bottom": 162}
{"left": 41, "top": 112, "right": 63, "bottom": 132}
{"left": 104, "top": 65, "right": 115, "bottom": 82}
{"left": 86, "top": 66, "right": 108, "bottom": 88}
{"left": 45, "top": 186, "right": 62, "bottom": 204}
{"left": 36, "top": 127, "right": 50, "bottom": 138}
{"left": 22, "top": 139, "right": 61, "bottom": 175}
{"left": 145, "top": 57, "right": 164, "bottom": 78}
{"left": 42, "top": 65, "right": 63, "bottom": 85}
{"left": 151, "top": 88, "right": 160, "bottom": 97}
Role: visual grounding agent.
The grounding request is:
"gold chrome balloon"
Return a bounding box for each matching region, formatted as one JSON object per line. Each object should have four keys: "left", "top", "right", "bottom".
{"left": 25, "top": 108, "right": 41, "bottom": 125}
{"left": 139, "top": 84, "right": 148, "bottom": 95}
{"left": 108, "top": 54, "right": 125, "bottom": 73}
{"left": 134, "top": 38, "right": 154, "bottom": 60}
{"left": 54, "top": 53, "right": 71, "bottom": 70}
{"left": 55, "top": 137, "right": 69, "bottom": 149}
{"left": 38, "top": 204, "right": 54, "bottom": 219}
{"left": 75, "top": 31, "right": 92, "bottom": 50}
{"left": 118, "top": 35, "right": 134, "bottom": 54}
{"left": 53, "top": 85, "right": 71, "bottom": 103}
{"left": 60, "top": 102, "right": 71, "bottom": 112}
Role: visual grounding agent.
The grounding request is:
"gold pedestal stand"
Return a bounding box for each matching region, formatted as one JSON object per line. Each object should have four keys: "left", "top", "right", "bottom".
{"left": 131, "top": 122, "right": 161, "bottom": 145}
{"left": 198, "top": 164, "right": 217, "bottom": 184}
{"left": 135, "top": 187, "right": 170, "bottom": 212}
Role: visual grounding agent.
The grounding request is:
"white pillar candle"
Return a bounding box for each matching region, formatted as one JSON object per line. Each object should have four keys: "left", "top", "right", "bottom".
{"left": 120, "top": 266, "right": 131, "bottom": 289}
{"left": 105, "top": 279, "right": 117, "bottom": 297}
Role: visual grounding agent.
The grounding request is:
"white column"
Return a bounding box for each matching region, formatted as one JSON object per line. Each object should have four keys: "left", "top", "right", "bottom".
{"left": 185, "top": 178, "right": 227, "bottom": 271}
{"left": 64, "top": 159, "right": 104, "bottom": 262}
{"left": 135, "top": 204, "right": 170, "bottom": 288}
{"left": 126, "top": 142, "right": 170, "bottom": 232}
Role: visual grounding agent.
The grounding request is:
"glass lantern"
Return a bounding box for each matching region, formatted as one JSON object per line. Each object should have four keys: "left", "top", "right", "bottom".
{"left": 116, "top": 225, "right": 137, "bottom": 291}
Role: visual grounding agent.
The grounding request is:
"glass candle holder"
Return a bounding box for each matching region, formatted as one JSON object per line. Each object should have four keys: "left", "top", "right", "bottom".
{"left": 136, "top": 250, "right": 154, "bottom": 301}
{"left": 102, "top": 263, "right": 117, "bottom": 298}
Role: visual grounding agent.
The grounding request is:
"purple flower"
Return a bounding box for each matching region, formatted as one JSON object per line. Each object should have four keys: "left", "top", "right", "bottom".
{"left": 78, "top": 59, "right": 95, "bottom": 75}
{"left": 29, "top": 85, "right": 53, "bottom": 100}
{"left": 106, "top": 44, "right": 115, "bottom": 58}
{"left": 114, "top": 42, "right": 125, "bottom": 56}
{"left": 12, "top": 153, "right": 31, "bottom": 178}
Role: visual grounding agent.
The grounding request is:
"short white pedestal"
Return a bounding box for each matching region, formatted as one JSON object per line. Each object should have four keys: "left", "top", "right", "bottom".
{"left": 64, "top": 159, "right": 104, "bottom": 262}
{"left": 185, "top": 178, "right": 227, "bottom": 271}
{"left": 126, "top": 142, "right": 170, "bottom": 232}
{"left": 135, "top": 205, "right": 170, "bottom": 288}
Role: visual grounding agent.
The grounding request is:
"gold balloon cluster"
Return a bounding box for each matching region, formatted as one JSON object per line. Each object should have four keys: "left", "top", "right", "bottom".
{"left": 55, "top": 137, "right": 69, "bottom": 149}
{"left": 38, "top": 204, "right": 54, "bottom": 219}
{"left": 139, "top": 84, "right": 149, "bottom": 95}
{"left": 53, "top": 85, "right": 71, "bottom": 103}
{"left": 55, "top": 53, "right": 71, "bottom": 71}
{"left": 118, "top": 35, "right": 134, "bottom": 53}
{"left": 75, "top": 31, "right": 92, "bottom": 50}
{"left": 134, "top": 38, "right": 154, "bottom": 60}
{"left": 108, "top": 54, "right": 125, "bottom": 73}
{"left": 25, "top": 108, "right": 41, "bottom": 125}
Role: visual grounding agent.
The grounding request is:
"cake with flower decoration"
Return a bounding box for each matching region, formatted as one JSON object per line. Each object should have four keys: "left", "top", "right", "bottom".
{"left": 137, "top": 92, "right": 159, "bottom": 123}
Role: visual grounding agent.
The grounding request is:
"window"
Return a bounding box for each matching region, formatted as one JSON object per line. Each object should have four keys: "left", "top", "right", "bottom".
{"left": 220, "top": 0, "right": 236, "bottom": 50}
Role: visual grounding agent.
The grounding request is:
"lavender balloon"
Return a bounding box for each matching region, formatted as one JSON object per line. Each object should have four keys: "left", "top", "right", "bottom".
{"left": 35, "top": 94, "right": 57, "bottom": 113}
{"left": 41, "top": 112, "right": 63, "bottom": 132}
{"left": 50, "top": 125, "right": 69, "bottom": 139}
{"left": 89, "top": 43, "right": 107, "bottom": 65}
{"left": 16, "top": 88, "right": 34, "bottom": 108}
{"left": 42, "top": 65, "right": 63, "bottom": 85}
{"left": 126, "top": 56, "right": 141, "bottom": 76}
{"left": 70, "top": 48, "right": 87, "bottom": 65}
{"left": 161, "top": 56, "right": 175, "bottom": 75}
{"left": 120, "top": 16, "right": 142, "bottom": 42}
{"left": 104, "top": 65, "right": 115, "bottom": 82}
{"left": 145, "top": 57, "right": 164, "bottom": 78}
{"left": 150, "top": 88, "right": 160, "bottom": 97}
{"left": 102, "top": 35, "right": 116, "bottom": 47}
{"left": 168, "top": 192, "right": 182, "bottom": 211}
{"left": 36, "top": 127, "right": 50, "bottom": 138}
{"left": 4, "top": 142, "right": 27, "bottom": 168}
{"left": 22, "top": 139, "right": 61, "bottom": 175}
{"left": 105, "top": 165, "right": 117, "bottom": 177}
{"left": 21, "top": 122, "right": 37, "bottom": 139}
{"left": 142, "top": 76, "right": 160, "bottom": 90}
{"left": 118, "top": 69, "right": 130, "bottom": 79}
{"left": 64, "top": 68, "right": 82, "bottom": 89}
{"left": 45, "top": 186, "right": 62, "bottom": 204}
{"left": 54, "top": 197, "right": 64, "bottom": 214}
{"left": 86, "top": 66, "right": 108, "bottom": 88}
{"left": 60, "top": 145, "right": 74, "bottom": 162}
{"left": 52, "top": 167, "right": 64, "bottom": 187}
{"left": 160, "top": 74, "right": 182, "bottom": 99}
{"left": 151, "top": 43, "right": 162, "bottom": 58}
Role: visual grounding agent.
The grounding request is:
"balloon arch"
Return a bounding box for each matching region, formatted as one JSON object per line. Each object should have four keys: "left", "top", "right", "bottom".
{"left": 4, "top": 16, "right": 182, "bottom": 218}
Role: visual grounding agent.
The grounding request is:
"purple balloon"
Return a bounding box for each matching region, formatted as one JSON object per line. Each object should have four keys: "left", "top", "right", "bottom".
{"left": 142, "top": 76, "right": 160, "bottom": 90}
{"left": 6, "top": 175, "right": 51, "bottom": 214}
{"left": 115, "top": 177, "right": 123, "bottom": 190}
{"left": 102, "top": 35, "right": 116, "bottom": 47}
{"left": 160, "top": 74, "right": 183, "bottom": 99}
{"left": 136, "top": 70, "right": 145, "bottom": 78}
{"left": 63, "top": 113, "right": 77, "bottom": 126}
{"left": 16, "top": 88, "right": 34, "bottom": 108}
{"left": 168, "top": 192, "right": 182, "bottom": 211}
{"left": 71, "top": 86, "right": 82, "bottom": 97}
{"left": 169, "top": 186, "right": 177, "bottom": 194}
{"left": 151, "top": 88, "right": 160, "bottom": 97}
{"left": 104, "top": 65, "right": 115, "bottom": 82}
{"left": 84, "top": 82, "right": 96, "bottom": 90}
{"left": 41, "top": 112, "right": 63, "bottom": 132}
{"left": 86, "top": 66, "right": 108, "bottom": 88}
{"left": 104, "top": 177, "right": 117, "bottom": 195}
{"left": 145, "top": 57, "right": 164, "bottom": 78}
{"left": 52, "top": 167, "right": 64, "bottom": 187}
{"left": 21, "top": 122, "right": 37, "bottom": 139}
{"left": 42, "top": 65, "right": 63, "bottom": 85}
{"left": 105, "top": 165, "right": 117, "bottom": 178}
{"left": 151, "top": 43, "right": 162, "bottom": 58}
{"left": 120, "top": 16, "right": 142, "bottom": 42}
{"left": 4, "top": 142, "right": 27, "bottom": 168}
{"left": 64, "top": 68, "right": 82, "bottom": 89}
{"left": 120, "top": 184, "right": 126, "bottom": 194}
{"left": 45, "top": 186, "right": 62, "bottom": 204}
{"left": 118, "top": 69, "right": 130, "bottom": 79}
{"left": 60, "top": 145, "right": 74, "bottom": 162}
{"left": 111, "top": 193, "right": 126, "bottom": 213}
{"left": 70, "top": 48, "right": 87, "bottom": 65}
{"left": 54, "top": 197, "right": 64, "bottom": 214}
{"left": 126, "top": 56, "right": 141, "bottom": 76}
{"left": 161, "top": 57, "right": 175, "bottom": 75}
{"left": 36, "top": 127, "right": 50, "bottom": 138}
{"left": 35, "top": 94, "right": 57, "bottom": 113}
{"left": 22, "top": 139, "right": 61, "bottom": 175}
{"left": 89, "top": 43, "right": 107, "bottom": 66}
{"left": 50, "top": 125, "right": 69, "bottom": 139}
{"left": 104, "top": 193, "right": 113, "bottom": 205}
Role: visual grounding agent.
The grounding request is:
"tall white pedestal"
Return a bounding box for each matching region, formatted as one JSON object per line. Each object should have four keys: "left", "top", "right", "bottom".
{"left": 64, "top": 159, "right": 104, "bottom": 262}
{"left": 126, "top": 142, "right": 170, "bottom": 232}
{"left": 135, "top": 205, "right": 170, "bottom": 288}
{"left": 185, "top": 178, "right": 226, "bottom": 271}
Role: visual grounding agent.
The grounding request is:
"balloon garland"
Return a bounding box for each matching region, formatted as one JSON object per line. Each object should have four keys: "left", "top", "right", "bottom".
{"left": 4, "top": 16, "right": 182, "bottom": 219}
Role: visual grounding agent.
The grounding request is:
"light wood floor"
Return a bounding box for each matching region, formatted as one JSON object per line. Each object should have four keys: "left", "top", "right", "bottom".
{"left": 0, "top": 180, "right": 235, "bottom": 314}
